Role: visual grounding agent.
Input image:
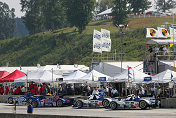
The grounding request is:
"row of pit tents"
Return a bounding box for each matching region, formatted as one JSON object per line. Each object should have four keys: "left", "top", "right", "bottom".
{"left": 0, "top": 68, "right": 176, "bottom": 84}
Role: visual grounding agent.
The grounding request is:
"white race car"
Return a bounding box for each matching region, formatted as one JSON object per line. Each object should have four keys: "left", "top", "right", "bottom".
{"left": 109, "top": 94, "right": 156, "bottom": 110}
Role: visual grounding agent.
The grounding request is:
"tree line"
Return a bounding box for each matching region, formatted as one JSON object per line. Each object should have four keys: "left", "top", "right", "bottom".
{"left": 0, "top": 0, "right": 176, "bottom": 40}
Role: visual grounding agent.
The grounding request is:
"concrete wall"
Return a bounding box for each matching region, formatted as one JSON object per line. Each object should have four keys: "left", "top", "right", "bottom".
{"left": 0, "top": 95, "right": 15, "bottom": 103}
{"left": 161, "top": 98, "right": 176, "bottom": 108}
{"left": 0, "top": 113, "right": 108, "bottom": 118}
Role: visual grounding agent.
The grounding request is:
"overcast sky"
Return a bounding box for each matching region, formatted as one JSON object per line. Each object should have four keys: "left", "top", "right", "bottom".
{"left": 0, "top": 0, "right": 24, "bottom": 18}
{"left": 0, "top": 0, "right": 156, "bottom": 18}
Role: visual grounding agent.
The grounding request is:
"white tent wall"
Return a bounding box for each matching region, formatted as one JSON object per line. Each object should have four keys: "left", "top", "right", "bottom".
{"left": 63, "top": 70, "right": 87, "bottom": 81}
{"left": 152, "top": 69, "right": 176, "bottom": 83}
{"left": 113, "top": 68, "right": 150, "bottom": 83}
{"left": 94, "top": 62, "right": 125, "bottom": 77}
{"left": 77, "top": 70, "right": 111, "bottom": 82}
{"left": 15, "top": 70, "right": 63, "bottom": 83}
{"left": 93, "top": 61, "right": 143, "bottom": 77}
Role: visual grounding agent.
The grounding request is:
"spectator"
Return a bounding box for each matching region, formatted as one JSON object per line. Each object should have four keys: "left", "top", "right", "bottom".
{"left": 5, "top": 86, "right": 10, "bottom": 95}
{"left": 0, "top": 85, "right": 4, "bottom": 95}
{"left": 21, "top": 86, "right": 25, "bottom": 95}
{"left": 14, "top": 87, "right": 22, "bottom": 95}
{"left": 138, "top": 87, "right": 145, "bottom": 97}
{"left": 111, "top": 88, "right": 118, "bottom": 97}
{"left": 27, "top": 102, "right": 33, "bottom": 114}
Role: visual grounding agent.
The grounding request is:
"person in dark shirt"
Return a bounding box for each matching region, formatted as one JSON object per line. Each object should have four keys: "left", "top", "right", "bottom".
{"left": 27, "top": 102, "right": 33, "bottom": 114}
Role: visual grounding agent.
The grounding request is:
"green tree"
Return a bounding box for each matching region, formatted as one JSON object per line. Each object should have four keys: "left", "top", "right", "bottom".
{"left": 20, "top": 0, "right": 67, "bottom": 34}
{"left": 20, "top": 0, "right": 45, "bottom": 34}
{"left": 64, "top": 0, "right": 95, "bottom": 33}
{"left": 0, "top": 2, "right": 15, "bottom": 40}
{"left": 112, "top": 0, "right": 129, "bottom": 26}
{"left": 157, "top": 0, "right": 176, "bottom": 12}
{"left": 42, "top": 0, "right": 67, "bottom": 30}
{"left": 129, "top": 0, "right": 151, "bottom": 15}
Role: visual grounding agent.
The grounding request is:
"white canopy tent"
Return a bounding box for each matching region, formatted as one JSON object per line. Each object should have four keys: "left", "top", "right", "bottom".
{"left": 113, "top": 68, "right": 150, "bottom": 83}
{"left": 14, "top": 70, "right": 63, "bottom": 83}
{"left": 63, "top": 70, "right": 87, "bottom": 82}
{"left": 146, "top": 39, "right": 176, "bottom": 45}
{"left": 152, "top": 69, "right": 176, "bottom": 83}
{"left": 97, "top": 8, "right": 112, "bottom": 16}
{"left": 77, "top": 70, "right": 111, "bottom": 82}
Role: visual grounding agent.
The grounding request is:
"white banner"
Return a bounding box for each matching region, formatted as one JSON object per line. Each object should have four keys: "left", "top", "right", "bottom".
{"left": 170, "top": 27, "right": 176, "bottom": 38}
{"left": 93, "top": 30, "right": 102, "bottom": 53}
{"left": 146, "top": 28, "right": 158, "bottom": 38}
{"left": 157, "top": 27, "right": 170, "bottom": 38}
{"left": 101, "top": 29, "right": 111, "bottom": 52}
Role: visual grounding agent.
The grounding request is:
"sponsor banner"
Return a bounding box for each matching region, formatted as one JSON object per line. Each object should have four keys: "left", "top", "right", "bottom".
{"left": 98, "top": 77, "right": 106, "bottom": 81}
{"left": 144, "top": 77, "right": 152, "bottom": 81}
{"left": 146, "top": 28, "right": 158, "bottom": 38}
{"left": 93, "top": 30, "right": 102, "bottom": 53}
{"left": 157, "top": 27, "right": 170, "bottom": 38}
{"left": 101, "top": 29, "right": 111, "bottom": 52}
{"left": 170, "top": 27, "right": 176, "bottom": 38}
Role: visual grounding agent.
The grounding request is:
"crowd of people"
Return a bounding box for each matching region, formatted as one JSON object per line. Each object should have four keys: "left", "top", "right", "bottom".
{"left": 0, "top": 82, "right": 175, "bottom": 99}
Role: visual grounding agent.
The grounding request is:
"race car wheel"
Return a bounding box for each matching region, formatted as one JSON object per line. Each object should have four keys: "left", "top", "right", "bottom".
{"left": 76, "top": 100, "right": 83, "bottom": 108}
{"left": 139, "top": 101, "right": 148, "bottom": 110}
{"left": 56, "top": 100, "right": 63, "bottom": 107}
{"left": 31, "top": 101, "right": 38, "bottom": 108}
{"left": 8, "top": 98, "right": 13, "bottom": 104}
{"left": 27, "top": 98, "right": 33, "bottom": 104}
{"left": 102, "top": 99, "right": 109, "bottom": 107}
{"left": 110, "top": 101, "right": 117, "bottom": 110}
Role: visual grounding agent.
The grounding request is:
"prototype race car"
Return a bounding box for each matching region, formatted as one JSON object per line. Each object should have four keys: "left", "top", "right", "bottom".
{"left": 8, "top": 93, "right": 37, "bottom": 105}
{"left": 73, "top": 94, "right": 112, "bottom": 108}
{"left": 109, "top": 94, "right": 156, "bottom": 110}
{"left": 30, "top": 95, "right": 72, "bottom": 108}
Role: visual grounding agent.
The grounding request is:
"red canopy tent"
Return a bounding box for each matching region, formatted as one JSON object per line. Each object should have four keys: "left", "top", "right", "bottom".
{"left": 0, "top": 71, "right": 10, "bottom": 79}
{"left": 0, "top": 70, "right": 26, "bottom": 83}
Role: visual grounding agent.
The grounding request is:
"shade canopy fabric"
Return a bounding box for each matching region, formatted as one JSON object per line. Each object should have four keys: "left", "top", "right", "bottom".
{"left": 97, "top": 8, "right": 112, "bottom": 16}
{"left": 15, "top": 70, "right": 63, "bottom": 83}
{"left": 113, "top": 68, "right": 150, "bottom": 83}
{"left": 0, "top": 71, "right": 10, "bottom": 79}
{"left": 64, "top": 70, "right": 86, "bottom": 81}
{"left": 0, "top": 70, "right": 26, "bottom": 83}
{"left": 146, "top": 39, "right": 176, "bottom": 45}
{"left": 152, "top": 69, "right": 176, "bottom": 83}
{"left": 77, "top": 70, "right": 111, "bottom": 82}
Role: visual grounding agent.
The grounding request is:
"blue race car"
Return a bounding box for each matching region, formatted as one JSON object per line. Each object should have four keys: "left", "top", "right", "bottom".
{"left": 8, "top": 93, "right": 36, "bottom": 105}
{"left": 30, "top": 95, "right": 72, "bottom": 108}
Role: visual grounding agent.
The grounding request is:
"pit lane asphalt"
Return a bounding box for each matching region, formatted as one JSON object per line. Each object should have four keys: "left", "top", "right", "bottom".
{"left": 0, "top": 103, "right": 176, "bottom": 118}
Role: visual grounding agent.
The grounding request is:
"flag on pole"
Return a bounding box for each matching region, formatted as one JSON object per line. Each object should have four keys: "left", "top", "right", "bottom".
{"left": 146, "top": 28, "right": 158, "bottom": 38}
{"left": 128, "top": 67, "right": 134, "bottom": 81}
{"left": 101, "top": 29, "right": 111, "bottom": 52}
{"left": 93, "top": 30, "right": 102, "bottom": 53}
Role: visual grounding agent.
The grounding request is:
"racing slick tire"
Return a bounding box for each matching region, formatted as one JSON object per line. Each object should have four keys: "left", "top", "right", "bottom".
{"left": 27, "top": 98, "right": 33, "bottom": 104}
{"left": 139, "top": 100, "right": 148, "bottom": 110}
{"left": 102, "top": 99, "right": 110, "bottom": 107}
{"left": 31, "top": 101, "right": 38, "bottom": 108}
{"left": 8, "top": 98, "right": 13, "bottom": 104}
{"left": 110, "top": 101, "right": 117, "bottom": 110}
{"left": 76, "top": 100, "right": 83, "bottom": 108}
{"left": 56, "top": 99, "right": 63, "bottom": 107}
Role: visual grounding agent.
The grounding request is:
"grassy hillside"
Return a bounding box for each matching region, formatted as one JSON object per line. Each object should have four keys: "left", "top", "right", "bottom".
{"left": 0, "top": 16, "right": 174, "bottom": 66}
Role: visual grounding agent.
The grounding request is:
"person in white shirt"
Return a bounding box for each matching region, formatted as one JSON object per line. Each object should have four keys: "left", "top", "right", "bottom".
{"left": 89, "top": 87, "right": 100, "bottom": 100}
{"left": 21, "top": 86, "right": 26, "bottom": 95}
{"left": 111, "top": 88, "right": 118, "bottom": 97}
